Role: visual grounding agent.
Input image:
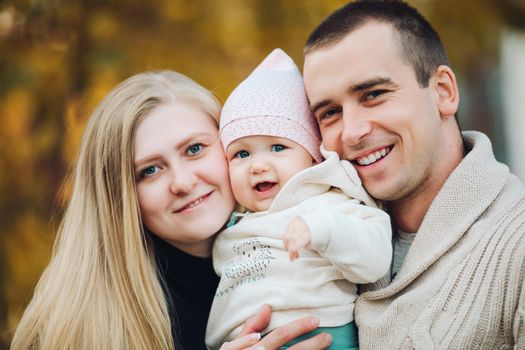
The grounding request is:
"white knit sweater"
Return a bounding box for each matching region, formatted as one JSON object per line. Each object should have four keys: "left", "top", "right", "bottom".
{"left": 206, "top": 150, "right": 392, "bottom": 349}
{"left": 355, "top": 131, "right": 525, "bottom": 349}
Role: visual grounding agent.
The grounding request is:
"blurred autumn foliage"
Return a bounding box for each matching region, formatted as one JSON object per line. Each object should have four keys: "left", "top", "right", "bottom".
{"left": 0, "top": 0, "right": 523, "bottom": 347}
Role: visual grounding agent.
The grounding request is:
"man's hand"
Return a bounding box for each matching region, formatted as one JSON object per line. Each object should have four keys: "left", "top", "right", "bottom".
{"left": 223, "top": 304, "right": 331, "bottom": 350}
{"left": 283, "top": 217, "right": 311, "bottom": 261}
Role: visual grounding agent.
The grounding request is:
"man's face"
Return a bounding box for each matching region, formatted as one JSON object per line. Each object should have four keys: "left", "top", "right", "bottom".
{"left": 304, "top": 22, "right": 447, "bottom": 203}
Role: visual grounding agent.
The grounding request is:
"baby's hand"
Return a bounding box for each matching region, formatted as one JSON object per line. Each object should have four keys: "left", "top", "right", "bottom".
{"left": 283, "top": 217, "right": 311, "bottom": 261}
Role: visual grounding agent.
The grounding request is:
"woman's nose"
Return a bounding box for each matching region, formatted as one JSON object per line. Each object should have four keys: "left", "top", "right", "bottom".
{"left": 169, "top": 170, "right": 198, "bottom": 195}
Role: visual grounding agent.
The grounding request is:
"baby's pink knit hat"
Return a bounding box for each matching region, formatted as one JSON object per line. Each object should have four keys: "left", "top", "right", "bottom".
{"left": 220, "top": 48, "right": 322, "bottom": 163}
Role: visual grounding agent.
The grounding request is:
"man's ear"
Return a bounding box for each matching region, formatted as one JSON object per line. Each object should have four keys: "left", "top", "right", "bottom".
{"left": 432, "top": 65, "right": 460, "bottom": 118}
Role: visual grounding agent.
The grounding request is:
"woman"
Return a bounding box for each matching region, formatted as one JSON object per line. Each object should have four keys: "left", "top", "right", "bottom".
{"left": 11, "top": 71, "right": 330, "bottom": 350}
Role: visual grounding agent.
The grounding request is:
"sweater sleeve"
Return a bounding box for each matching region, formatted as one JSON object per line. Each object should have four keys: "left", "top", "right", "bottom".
{"left": 299, "top": 199, "right": 392, "bottom": 284}
{"left": 515, "top": 276, "right": 525, "bottom": 349}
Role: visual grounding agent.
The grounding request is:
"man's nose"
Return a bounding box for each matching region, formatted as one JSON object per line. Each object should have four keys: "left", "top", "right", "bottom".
{"left": 341, "top": 109, "right": 372, "bottom": 146}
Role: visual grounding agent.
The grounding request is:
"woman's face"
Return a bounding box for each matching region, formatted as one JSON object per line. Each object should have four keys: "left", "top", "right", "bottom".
{"left": 134, "top": 101, "right": 235, "bottom": 257}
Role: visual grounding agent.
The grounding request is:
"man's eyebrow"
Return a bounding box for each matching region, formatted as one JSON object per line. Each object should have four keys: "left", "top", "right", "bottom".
{"left": 311, "top": 99, "right": 332, "bottom": 114}
{"left": 351, "top": 77, "right": 395, "bottom": 92}
{"left": 310, "top": 77, "right": 396, "bottom": 113}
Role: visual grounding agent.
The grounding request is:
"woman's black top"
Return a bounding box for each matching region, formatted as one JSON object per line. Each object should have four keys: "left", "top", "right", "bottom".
{"left": 154, "top": 236, "right": 220, "bottom": 350}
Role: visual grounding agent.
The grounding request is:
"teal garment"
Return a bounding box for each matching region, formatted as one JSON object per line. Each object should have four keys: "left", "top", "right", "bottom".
{"left": 279, "top": 322, "right": 358, "bottom": 350}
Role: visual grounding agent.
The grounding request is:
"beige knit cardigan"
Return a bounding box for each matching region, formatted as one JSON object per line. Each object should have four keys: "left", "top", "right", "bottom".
{"left": 355, "top": 131, "right": 525, "bottom": 349}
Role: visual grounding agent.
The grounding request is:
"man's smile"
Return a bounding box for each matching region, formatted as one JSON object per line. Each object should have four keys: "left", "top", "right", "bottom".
{"left": 352, "top": 146, "right": 392, "bottom": 166}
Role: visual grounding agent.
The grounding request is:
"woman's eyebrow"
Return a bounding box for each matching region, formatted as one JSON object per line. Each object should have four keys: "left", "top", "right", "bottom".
{"left": 175, "top": 131, "right": 214, "bottom": 149}
{"left": 134, "top": 131, "right": 216, "bottom": 166}
{"left": 134, "top": 155, "right": 160, "bottom": 169}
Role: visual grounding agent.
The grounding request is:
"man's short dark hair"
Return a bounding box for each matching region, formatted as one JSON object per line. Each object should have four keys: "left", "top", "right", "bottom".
{"left": 305, "top": 0, "right": 449, "bottom": 87}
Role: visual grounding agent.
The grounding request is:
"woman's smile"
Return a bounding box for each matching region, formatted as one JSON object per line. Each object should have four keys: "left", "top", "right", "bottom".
{"left": 173, "top": 190, "right": 213, "bottom": 213}
{"left": 135, "top": 101, "right": 235, "bottom": 256}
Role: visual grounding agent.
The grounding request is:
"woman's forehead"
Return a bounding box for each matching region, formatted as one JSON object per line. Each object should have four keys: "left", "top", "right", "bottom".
{"left": 134, "top": 102, "right": 219, "bottom": 158}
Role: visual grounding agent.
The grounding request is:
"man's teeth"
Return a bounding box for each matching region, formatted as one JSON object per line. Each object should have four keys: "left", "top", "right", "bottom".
{"left": 356, "top": 147, "right": 390, "bottom": 165}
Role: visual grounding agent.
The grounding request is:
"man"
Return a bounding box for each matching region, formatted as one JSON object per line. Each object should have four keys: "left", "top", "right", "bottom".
{"left": 301, "top": 0, "right": 525, "bottom": 349}
{"left": 234, "top": 1, "right": 524, "bottom": 349}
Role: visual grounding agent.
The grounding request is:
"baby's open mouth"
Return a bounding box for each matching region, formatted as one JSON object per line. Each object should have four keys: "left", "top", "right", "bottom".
{"left": 254, "top": 181, "right": 276, "bottom": 192}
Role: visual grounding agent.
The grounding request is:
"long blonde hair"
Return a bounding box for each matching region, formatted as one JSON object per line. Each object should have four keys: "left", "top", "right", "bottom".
{"left": 10, "top": 71, "right": 222, "bottom": 350}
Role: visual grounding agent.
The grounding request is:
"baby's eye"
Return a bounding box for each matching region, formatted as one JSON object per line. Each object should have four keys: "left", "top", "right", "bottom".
{"left": 186, "top": 143, "right": 203, "bottom": 156}
{"left": 234, "top": 150, "right": 250, "bottom": 159}
{"left": 271, "top": 144, "right": 287, "bottom": 152}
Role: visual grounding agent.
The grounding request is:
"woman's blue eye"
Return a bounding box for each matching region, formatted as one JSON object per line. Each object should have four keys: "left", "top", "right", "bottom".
{"left": 141, "top": 166, "right": 159, "bottom": 178}
{"left": 187, "top": 143, "right": 203, "bottom": 155}
{"left": 271, "top": 144, "right": 286, "bottom": 152}
{"left": 235, "top": 150, "right": 250, "bottom": 159}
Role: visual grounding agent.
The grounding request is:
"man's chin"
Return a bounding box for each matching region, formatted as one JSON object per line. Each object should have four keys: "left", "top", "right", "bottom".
{"left": 364, "top": 181, "right": 400, "bottom": 202}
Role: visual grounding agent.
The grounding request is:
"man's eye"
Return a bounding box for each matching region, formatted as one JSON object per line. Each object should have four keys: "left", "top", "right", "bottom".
{"left": 234, "top": 150, "right": 250, "bottom": 159}
{"left": 271, "top": 144, "right": 286, "bottom": 152}
{"left": 186, "top": 143, "right": 203, "bottom": 155}
{"left": 363, "top": 90, "right": 386, "bottom": 101}
{"left": 319, "top": 107, "right": 341, "bottom": 120}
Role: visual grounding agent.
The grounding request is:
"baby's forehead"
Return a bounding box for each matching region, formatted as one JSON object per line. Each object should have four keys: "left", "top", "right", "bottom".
{"left": 228, "top": 135, "right": 297, "bottom": 148}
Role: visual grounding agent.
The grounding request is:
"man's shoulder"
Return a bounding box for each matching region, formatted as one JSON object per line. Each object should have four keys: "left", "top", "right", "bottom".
{"left": 479, "top": 174, "right": 525, "bottom": 271}
{"left": 461, "top": 131, "right": 525, "bottom": 231}
{"left": 491, "top": 172, "right": 525, "bottom": 221}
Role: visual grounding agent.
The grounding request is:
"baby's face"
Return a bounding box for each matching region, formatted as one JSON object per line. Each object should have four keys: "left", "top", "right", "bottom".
{"left": 226, "top": 135, "right": 314, "bottom": 212}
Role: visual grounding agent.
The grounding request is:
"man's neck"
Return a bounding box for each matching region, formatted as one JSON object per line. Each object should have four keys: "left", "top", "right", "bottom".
{"left": 388, "top": 181, "right": 437, "bottom": 233}
{"left": 390, "top": 132, "right": 465, "bottom": 233}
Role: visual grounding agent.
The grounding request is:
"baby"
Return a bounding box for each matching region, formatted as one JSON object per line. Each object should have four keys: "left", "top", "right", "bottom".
{"left": 206, "top": 49, "right": 392, "bottom": 349}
